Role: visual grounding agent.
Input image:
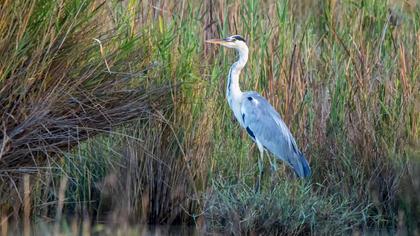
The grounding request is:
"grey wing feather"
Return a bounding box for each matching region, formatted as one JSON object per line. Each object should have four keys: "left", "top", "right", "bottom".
{"left": 240, "top": 92, "right": 311, "bottom": 178}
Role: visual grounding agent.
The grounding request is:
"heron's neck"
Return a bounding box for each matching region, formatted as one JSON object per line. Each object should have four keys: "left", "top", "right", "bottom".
{"left": 227, "top": 47, "right": 248, "bottom": 103}
{"left": 227, "top": 46, "right": 248, "bottom": 125}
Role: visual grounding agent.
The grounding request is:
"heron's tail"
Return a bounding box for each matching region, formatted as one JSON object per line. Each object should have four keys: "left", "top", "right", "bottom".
{"left": 290, "top": 153, "right": 311, "bottom": 178}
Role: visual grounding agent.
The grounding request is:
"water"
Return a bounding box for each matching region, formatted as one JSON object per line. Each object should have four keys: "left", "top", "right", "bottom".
{"left": 5, "top": 221, "right": 199, "bottom": 236}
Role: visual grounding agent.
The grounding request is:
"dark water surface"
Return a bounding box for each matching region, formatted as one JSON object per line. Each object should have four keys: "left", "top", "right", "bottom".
{"left": 6, "top": 221, "right": 199, "bottom": 236}
{"left": 4, "top": 220, "right": 405, "bottom": 235}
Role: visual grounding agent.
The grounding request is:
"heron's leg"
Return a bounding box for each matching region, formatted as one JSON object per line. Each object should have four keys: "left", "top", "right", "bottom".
{"left": 268, "top": 155, "right": 278, "bottom": 172}
{"left": 267, "top": 155, "right": 278, "bottom": 189}
{"left": 255, "top": 149, "right": 264, "bottom": 192}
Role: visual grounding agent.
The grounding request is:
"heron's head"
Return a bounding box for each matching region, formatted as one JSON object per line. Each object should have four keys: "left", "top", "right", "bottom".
{"left": 206, "top": 35, "right": 248, "bottom": 50}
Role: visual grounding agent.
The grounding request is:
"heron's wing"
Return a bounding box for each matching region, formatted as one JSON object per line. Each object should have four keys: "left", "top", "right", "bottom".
{"left": 240, "top": 92, "right": 311, "bottom": 178}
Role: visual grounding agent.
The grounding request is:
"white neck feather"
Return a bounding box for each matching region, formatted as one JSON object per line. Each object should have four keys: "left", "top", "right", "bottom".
{"left": 226, "top": 46, "right": 248, "bottom": 127}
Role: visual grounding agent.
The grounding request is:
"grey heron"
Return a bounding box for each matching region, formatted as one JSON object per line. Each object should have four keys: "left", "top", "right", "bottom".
{"left": 206, "top": 35, "right": 311, "bottom": 188}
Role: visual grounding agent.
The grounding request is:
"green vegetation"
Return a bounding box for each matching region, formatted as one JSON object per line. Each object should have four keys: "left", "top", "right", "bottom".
{"left": 1, "top": 0, "right": 419, "bottom": 235}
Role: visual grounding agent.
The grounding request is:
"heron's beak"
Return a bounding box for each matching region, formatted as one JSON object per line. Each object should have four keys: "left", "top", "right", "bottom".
{"left": 205, "top": 38, "right": 227, "bottom": 46}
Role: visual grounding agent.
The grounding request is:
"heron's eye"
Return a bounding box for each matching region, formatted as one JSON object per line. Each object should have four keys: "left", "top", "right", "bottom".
{"left": 232, "top": 35, "right": 246, "bottom": 42}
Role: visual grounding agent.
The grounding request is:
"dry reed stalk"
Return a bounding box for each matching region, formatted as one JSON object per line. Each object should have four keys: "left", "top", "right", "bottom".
{"left": 54, "top": 176, "right": 68, "bottom": 235}
{"left": 23, "top": 175, "right": 30, "bottom": 236}
{"left": 0, "top": 213, "right": 7, "bottom": 236}
{"left": 82, "top": 214, "right": 90, "bottom": 236}
{"left": 71, "top": 217, "right": 79, "bottom": 236}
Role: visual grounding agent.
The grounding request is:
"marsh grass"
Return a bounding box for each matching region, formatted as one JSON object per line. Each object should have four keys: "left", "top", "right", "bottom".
{"left": 204, "top": 179, "right": 374, "bottom": 235}
{"left": 1, "top": 0, "right": 419, "bottom": 234}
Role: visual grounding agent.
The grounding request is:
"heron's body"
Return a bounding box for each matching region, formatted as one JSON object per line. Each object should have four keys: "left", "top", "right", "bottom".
{"left": 206, "top": 35, "right": 311, "bottom": 182}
